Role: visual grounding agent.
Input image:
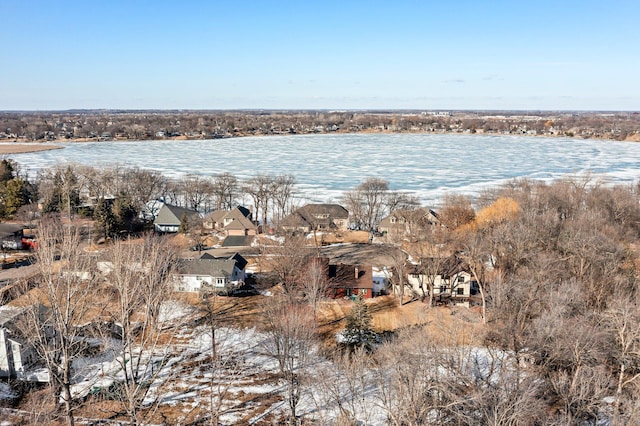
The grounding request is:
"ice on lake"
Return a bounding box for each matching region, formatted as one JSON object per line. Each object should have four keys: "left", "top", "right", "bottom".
{"left": 10, "top": 133, "right": 640, "bottom": 206}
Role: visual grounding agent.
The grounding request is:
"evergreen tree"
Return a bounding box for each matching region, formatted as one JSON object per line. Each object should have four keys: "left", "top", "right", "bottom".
{"left": 0, "top": 159, "right": 15, "bottom": 183}
{"left": 342, "top": 296, "right": 379, "bottom": 351}
{"left": 93, "top": 197, "right": 116, "bottom": 241}
{"left": 113, "top": 196, "right": 138, "bottom": 233}
{"left": 0, "top": 178, "right": 29, "bottom": 218}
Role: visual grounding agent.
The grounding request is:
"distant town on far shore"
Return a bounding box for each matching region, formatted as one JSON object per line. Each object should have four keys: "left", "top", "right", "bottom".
{"left": 0, "top": 109, "right": 639, "bottom": 143}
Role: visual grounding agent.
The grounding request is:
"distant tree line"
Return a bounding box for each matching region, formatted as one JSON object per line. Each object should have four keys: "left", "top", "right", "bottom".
{"left": 1, "top": 110, "right": 638, "bottom": 142}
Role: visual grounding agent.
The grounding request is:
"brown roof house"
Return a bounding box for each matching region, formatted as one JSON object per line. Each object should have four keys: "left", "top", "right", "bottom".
{"left": 153, "top": 204, "right": 200, "bottom": 233}
{"left": 378, "top": 208, "right": 440, "bottom": 238}
{"left": 204, "top": 206, "right": 256, "bottom": 236}
{"left": 301, "top": 257, "right": 378, "bottom": 299}
{"left": 328, "top": 263, "right": 374, "bottom": 299}
{"left": 280, "top": 204, "right": 349, "bottom": 233}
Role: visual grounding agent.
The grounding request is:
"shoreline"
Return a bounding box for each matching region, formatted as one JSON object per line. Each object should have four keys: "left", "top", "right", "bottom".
{"left": 0, "top": 128, "right": 637, "bottom": 154}
{"left": 0, "top": 143, "right": 64, "bottom": 155}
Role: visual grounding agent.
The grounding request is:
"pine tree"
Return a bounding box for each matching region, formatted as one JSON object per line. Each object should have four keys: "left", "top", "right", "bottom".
{"left": 93, "top": 197, "right": 116, "bottom": 241}
{"left": 342, "top": 296, "right": 379, "bottom": 351}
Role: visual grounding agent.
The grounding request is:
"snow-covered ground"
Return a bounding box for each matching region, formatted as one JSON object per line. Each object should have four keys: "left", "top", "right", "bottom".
{"left": 5, "top": 300, "right": 618, "bottom": 425}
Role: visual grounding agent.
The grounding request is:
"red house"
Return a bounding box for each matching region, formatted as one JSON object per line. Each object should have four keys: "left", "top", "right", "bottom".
{"left": 328, "top": 263, "right": 374, "bottom": 299}
{"left": 303, "top": 257, "right": 375, "bottom": 299}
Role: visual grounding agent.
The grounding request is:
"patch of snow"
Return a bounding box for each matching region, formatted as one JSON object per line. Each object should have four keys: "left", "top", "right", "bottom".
{"left": 0, "top": 383, "right": 17, "bottom": 400}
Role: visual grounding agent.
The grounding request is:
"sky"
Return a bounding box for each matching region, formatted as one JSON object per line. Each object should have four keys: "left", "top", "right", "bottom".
{"left": 1, "top": 0, "right": 639, "bottom": 111}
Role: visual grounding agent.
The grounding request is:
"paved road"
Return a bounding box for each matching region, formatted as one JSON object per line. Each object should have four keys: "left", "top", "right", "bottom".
{"left": 0, "top": 261, "right": 39, "bottom": 282}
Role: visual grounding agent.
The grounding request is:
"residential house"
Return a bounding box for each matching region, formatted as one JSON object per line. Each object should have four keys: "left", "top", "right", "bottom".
{"left": 280, "top": 204, "right": 349, "bottom": 233}
{"left": 174, "top": 252, "right": 247, "bottom": 293}
{"left": 407, "top": 256, "right": 477, "bottom": 307}
{"left": 153, "top": 204, "right": 200, "bottom": 233}
{"left": 329, "top": 263, "right": 374, "bottom": 299}
{"left": 204, "top": 206, "right": 256, "bottom": 236}
{"left": 301, "top": 257, "right": 377, "bottom": 299}
{"left": 0, "top": 306, "right": 37, "bottom": 378}
{"left": 378, "top": 208, "right": 440, "bottom": 238}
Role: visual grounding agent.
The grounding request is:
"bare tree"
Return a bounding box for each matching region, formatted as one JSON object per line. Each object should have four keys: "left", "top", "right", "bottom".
{"left": 457, "top": 230, "right": 489, "bottom": 324}
{"left": 243, "top": 174, "right": 274, "bottom": 229}
{"left": 260, "top": 234, "right": 313, "bottom": 298}
{"left": 299, "top": 256, "right": 330, "bottom": 319}
{"left": 604, "top": 296, "right": 640, "bottom": 425}
{"left": 123, "top": 167, "right": 167, "bottom": 218}
{"left": 311, "top": 348, "right": 375, "bottom": 425}
{"left": 261, "top": 296, "right": 317, "bottom": 425}
{"left": 181, "top": 174, "right": 214, "bottom": 212}
{"left": 100, "top": 234, "right": 179, "bottom": 425}
{"left": 212, "top": 172, "right": 238, "bottom": 210}
{"left": 271, "top": 174, "right": 296, "bottom": 225}
{"left": 342, "top": 178, "right": 389, "bottom": 231}
{"left": 439, "top": 194, "right": 476, "bottom": 230}
{"left": 19, "top": 217, "right": 103, "bottom": 426}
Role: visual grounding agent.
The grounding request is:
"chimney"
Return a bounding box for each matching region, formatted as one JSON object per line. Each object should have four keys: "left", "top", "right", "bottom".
{"left": 354, "top": 266, "right": 359, "bottom": 279}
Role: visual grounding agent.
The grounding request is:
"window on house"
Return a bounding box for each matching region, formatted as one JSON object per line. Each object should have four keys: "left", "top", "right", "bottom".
{"left": 457, "top": 287, "right": 464, "bottom": 295}
{"left": 440, "top": 285, "right": 447, "bottom": 293}
{"left": 457, "top": 276, "right": 465, "bottom": 283}
{"left": 346, "top": 288, "right": 352, "bottom": 296}
{"left": 216, "top": 278, "right": 225, "bottom": 286}
{"left": 359, "top": 288, "right": 368, "bottom": 296}
{"left": 390, "top": 217, "right": 396, "bottom": 223}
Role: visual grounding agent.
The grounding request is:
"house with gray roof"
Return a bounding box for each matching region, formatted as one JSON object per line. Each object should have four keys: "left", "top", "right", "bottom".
{"left": 174, "top": 253, "right": 247, "bottom": 293}
{"left": 154, "top": 204, "right": 200, "bottom": 233}
{"left": 280, "top": 203, "right": 349, "bottom": 233}
{"left": 0, "top": 306, "right": 37, "bottom": 378}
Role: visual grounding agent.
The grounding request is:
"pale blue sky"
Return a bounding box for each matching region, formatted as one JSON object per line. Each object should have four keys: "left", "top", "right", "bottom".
{"left": 1, "top": 0, "right": 638, "bottom": 110}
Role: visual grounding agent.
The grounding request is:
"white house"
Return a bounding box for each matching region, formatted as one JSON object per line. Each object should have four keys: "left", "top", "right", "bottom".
{"left": 407, "top": 258, "right": 476, "bottom": 307}
{"left": 154, "top": 203, "right": 200, "bottom": 233}
{"left": 0, "top": 306, "right": 36, "bottom": 378}
{"left": 372, "top": 266, "right": 391, "bottom": 296}
{"left": 174, "top": 253, "right": 247, "bottom": 293}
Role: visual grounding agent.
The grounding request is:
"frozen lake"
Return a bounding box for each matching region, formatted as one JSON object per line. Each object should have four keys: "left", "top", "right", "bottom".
{"left": 9, "top": 133, "right": 640, "bottom": 205}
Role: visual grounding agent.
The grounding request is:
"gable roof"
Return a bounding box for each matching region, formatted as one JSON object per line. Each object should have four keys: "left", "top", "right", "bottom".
{"left": 224, "top": 215, "right": 256, "bottom": 231}
{"left": 281, "top": 203, "right": 349, "bottom": 230}
{"left": 280, "top": 211, "right": 309, "bottom": 228}
{"left": 330, "top": 263, "right": 373, "bottom": 289}
{"left": 379, "top": 207, "right": 440, "bottom": 229}
{"left": 154, "top": 204, "right": 199, "bottom": 226}
{"left": 206, "top": 210, "right": 227, "bottom": 224}
{"left": 0, "top": 306, "right": 25, "bottom": 327}
{"left": 221, "top": 235, "right": 255, "bottom": 247}
{"left": 176, "top": 258, "right": 237, "bottom": 278}
{"left": 205, "top": 206, "right": 254, "bottom": 229}
{"left": 415, "top": 255, "right": 471, "bottom": 278}
{"left": 300, "top": 203, "right": 349, "bottom": 219}
{"left": 199, "top": 252, "right": 248, "bottom": 270}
